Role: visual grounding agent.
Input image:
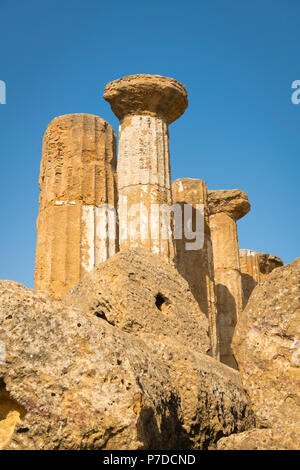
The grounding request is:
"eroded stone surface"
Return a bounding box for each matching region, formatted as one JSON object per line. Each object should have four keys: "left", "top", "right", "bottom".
{"left": 65, "top": 249, "right": 255, "bottom": 448}
{"left": 65, "top": 249, "right": 211, "bottom": 355}
{"left": 233, "top": 258, "right": 300, "bottom": 428}
{"left": 0, "top": 280, "right": 183, "bottom": 450}
{"left": 103, "top": 74, "right": 188, "bottom": 125}
{"left": 140, "top": 335, "right": 255, "bottom": 449}
{"left": 35, "top": 114, "right": 118, "bottom": 299}
{"left": 217, "top": 424, "right": 300, "bottom": 450}
{"left": 208, "top": 189, "right": 250, "bottom": 221}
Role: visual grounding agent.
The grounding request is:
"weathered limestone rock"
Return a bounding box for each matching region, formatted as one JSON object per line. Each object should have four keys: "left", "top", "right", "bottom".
{"left": 65, "top": 249, "right": 255, "bottom": 448}
{"left": 233, "top": 258, "right": 300, "bottom": 429}
{"left": 172, "top": 178, "right": 218, "bottom": 359}
{"left": 257, "top": 252, "right": 284, "bottom": 281}
{"left": 0, "top": 280, "right": 183, "bottom": 450}
{"left": 239, "top": 249, "right": 261, "bottom": 308}
{"left": 217, "top": 424, "right": 300, "bottom": 450}
{"left": 65, "top": 249, "right": 211, "bottom": 355}
{"left": 35, "top": 114, "right": 118, "bottom": 300}
{"left": 208, "top": 190, "right": 250, "bottom": 368}
{"left": 139, "top": 336, "right": 255, "bottom": 449}
{"left": 103, "top": 75, "right": 188, "bottom": 259}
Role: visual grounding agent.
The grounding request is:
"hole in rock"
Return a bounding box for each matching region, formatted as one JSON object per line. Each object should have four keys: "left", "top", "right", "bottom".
{"left": 95, "top": 311, "right": 115, "bottom": 326}
{"left": 155, "top": 293, "right": 169, "bottom": 312}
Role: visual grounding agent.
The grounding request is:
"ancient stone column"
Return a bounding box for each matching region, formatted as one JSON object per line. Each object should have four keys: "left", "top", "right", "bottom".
{"left": 208, "top": 189, "right": 250, "bottom": 368}
{"left": 172, "top": 178, "right": 219, "bottom": 359}
{"left": 103, "top": 74, "right": 188, "bottom": 259}
{"left": 239, "top": 249, "right": 261, "bottom": 308}
{"left": 35, "top": 113, "right": 118, "bottom": 300}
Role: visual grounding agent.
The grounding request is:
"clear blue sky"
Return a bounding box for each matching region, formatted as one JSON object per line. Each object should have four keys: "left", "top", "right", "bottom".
{"left": 0, "top": 0, "right": 299, "bottom": 288}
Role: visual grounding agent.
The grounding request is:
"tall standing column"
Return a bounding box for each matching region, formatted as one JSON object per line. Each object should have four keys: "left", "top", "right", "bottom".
{"left": 208, "top": 190, "right": 250, "bottom": 368}
{"left": 103, "top": 74, "right": 188, "bottom": 259}
{"left": 35, "top": 114, "right": 118, "bottom": 299}
{"left": 172, "top": 178, "right": 219, "bottom": 359}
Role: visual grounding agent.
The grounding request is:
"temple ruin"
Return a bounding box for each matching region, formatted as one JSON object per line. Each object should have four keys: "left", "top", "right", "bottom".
{"left": 34, "top": 74, "right": 283, "bottom": 368}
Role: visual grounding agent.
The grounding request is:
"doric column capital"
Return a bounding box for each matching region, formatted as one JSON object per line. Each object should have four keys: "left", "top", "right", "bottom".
{"left": 208, "top": 189, "right": 250, "bottom": 221}
{"left": 103, "top": 74, "right": 188, "bottom": 125}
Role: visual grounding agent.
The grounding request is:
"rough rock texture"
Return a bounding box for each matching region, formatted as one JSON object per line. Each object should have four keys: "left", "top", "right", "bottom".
{"left": 0, "top": 253, "right": 255, "bottom": 450}
{"left": 35, "top": 114, "right": 118, "bottom": 300}
{"left": 0, "top": 280, "right": 183, "bottom": 450}
{"left": 239, "top": 249, "right": 261, "bottom": 308}
{"left": 65, "top": 249, "right": 255, "bottom": 448}
{"left": 208, "top": 190, "right": 250, "bottom": 369}
{"left": 217, "top": 424, "right": 300, "bottom": 450}
{"left": 103, "top": 74, "right": 188, "bottom": 125}
{"left": 257, "top": 252, "right": 284, "bottom": 281}
{"left": 208, "top": 190, "right": 250, "bottom": 221}
{"left": 233, "top": 258, "right": 300, "bottom": 429}
{"left": 65, "top": 249, "right": 211, "bottom": 354}
{"left": 172, "top": 178, "right": 218, "bottom": 359}
{"left": 139, "top": 336, "right": 255, "bottom": 449}
{"left": 103, "top": 75, "right": 188, "bottom": 259}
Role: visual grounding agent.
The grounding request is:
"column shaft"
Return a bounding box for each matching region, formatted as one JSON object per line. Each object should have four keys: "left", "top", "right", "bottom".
{"left": 118, "top": 115, "right": 173, "bottom": 258}
{"left": 35, "top": 113, "right": 118, "bottom": 299}
{"left": 210, "top": 212, "right": 243, "bottom": 368}
{"left": 103, "top": 74, "right": 188, "bottom": 261}
{"left": 172, "top": 178, "right": 219, "bottom": 359}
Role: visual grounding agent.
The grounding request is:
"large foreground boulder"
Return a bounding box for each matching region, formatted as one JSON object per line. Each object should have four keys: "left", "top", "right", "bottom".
{"left": 0, "top": 281, "right": 183, "bottom": 450}
{"left": 139, "top": 335, "right": 255, "bottom": 449}
{"left": 233, "top": 258, "right": 300, "bottom": 430}
{"left": 65, "top": 249, "right": 255, "bottom": 448}
{"left": 0, "top": 250, "right": 255, "bottom": 450}
{"left": 65, "top": 249, "right": 211, "bottom": 355}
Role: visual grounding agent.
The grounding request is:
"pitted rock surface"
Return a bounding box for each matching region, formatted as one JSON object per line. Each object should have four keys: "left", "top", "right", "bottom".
{"left": 208, "top": 189, "right": 250, "bottom": 221}
{"left": 233, "top": 258, "right": 300, "bottom": 428}
{"left": 0, "top": 280, "right": 182, "bottom": 450}
{"left": 65, "top": 249, "right": 255, "bottom": 448}
{"left": 103, "top": 74, "right": 188, "bottom": 124}
{"left": 65, "top": 249, "right": 211, "bottom": 354}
